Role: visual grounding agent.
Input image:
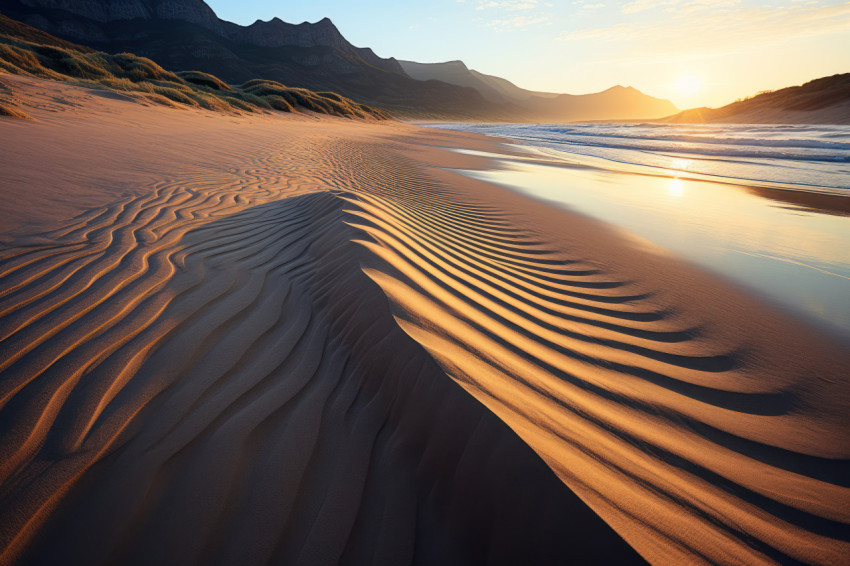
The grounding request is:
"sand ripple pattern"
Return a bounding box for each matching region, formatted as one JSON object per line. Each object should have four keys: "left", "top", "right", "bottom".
{"left": 333, "top": 142, "right": 850, "bottom": 565}
{"left": 0, "top": 161, "right": 320, "bottom": 559}
{"left": 1, "top": 136, "right": 848, "bottom": 565}
{"left": 0, "top": 147, "right": 642, "bottom": 565}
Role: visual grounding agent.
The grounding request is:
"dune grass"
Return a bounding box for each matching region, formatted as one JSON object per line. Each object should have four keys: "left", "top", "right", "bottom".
{"left": 0, "top": 100, "right": 29, "bottom": 118}
{"left": 0, "top": 21, "right": 389, "bottom": 119}
{"left": 177, "top": 70, "right": 231, "bottom": 91}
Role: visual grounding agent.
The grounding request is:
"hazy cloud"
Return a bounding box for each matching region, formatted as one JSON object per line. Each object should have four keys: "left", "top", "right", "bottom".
{"left": 486, "top": 14, "right": 550, "bottom": 28}
{"left": 476, "top": 0, "right": 539, "bottom": 10}
{"left": 559, "top": 1, "right": 850, "bottom": 47}
{"left": 621, "top": 0, "right": 740, "bottom": 14}
{"left": 576, "top": 2, "right": 606, "bottom": 14}
{"left": 474, "top": 0, "right": 552, "bottom": 28}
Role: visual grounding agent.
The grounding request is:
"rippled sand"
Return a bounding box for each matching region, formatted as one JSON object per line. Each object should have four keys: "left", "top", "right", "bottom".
{"left": 1, "top": 74, "right": 848, "bottom": 565}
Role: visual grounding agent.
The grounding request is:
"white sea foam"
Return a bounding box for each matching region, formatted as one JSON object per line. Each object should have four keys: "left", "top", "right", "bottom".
{"left": 429, "top": 123, "right": 850, "bottom": 190}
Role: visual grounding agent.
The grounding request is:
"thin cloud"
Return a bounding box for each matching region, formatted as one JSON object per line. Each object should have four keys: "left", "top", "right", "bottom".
{"left": 475, "top": 0, "right": 551, "bottom": 28}
{"left": 487, "top": 14, "right": 550, "bottom": 28}
{"left": 621, "top": 0, "right": 740, "bottom": 14}
{"left": 558, "top": 1, "right": 850, "bottom": 48}
{"left": 476, "top": 0, "right": 539, "bottom": 10}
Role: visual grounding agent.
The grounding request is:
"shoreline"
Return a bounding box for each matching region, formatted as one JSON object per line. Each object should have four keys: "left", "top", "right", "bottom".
{"left": 421, "top": 129, "right": 850, "bottom": 339}
{"left": 2, "top": 74, "right": 849, "bottom": 565}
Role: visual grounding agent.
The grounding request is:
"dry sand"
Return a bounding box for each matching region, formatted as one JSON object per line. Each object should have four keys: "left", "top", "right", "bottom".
{"left": 1, "top": 73, "right": 849, "bottom": 565}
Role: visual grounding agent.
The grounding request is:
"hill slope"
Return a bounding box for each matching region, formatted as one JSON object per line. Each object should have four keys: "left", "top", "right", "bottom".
{"left": 399, "top": 59, "right": 558, "bottom": 104}
{"left": 398, "top": 58, "right": 677, "bottom": 121}
{"left": 0, "top": 12, "right": 390, "bottom": 119}
{"left": 4, "top": 0, "right": 682, "bottom": 121}
{"left": 469, "top": 68, "right": 560, "bottom": 102}
{"left": 529, "top": 85, "right": 678, "bottom": 122}
{"left": 661, "top": 74, "right": 850, "bottom": 124}
{"left": 1, "top": 0, "right": 508, "bottom": 117}
{"left": 399, "top": 59, "right": 513, "bottom": 103}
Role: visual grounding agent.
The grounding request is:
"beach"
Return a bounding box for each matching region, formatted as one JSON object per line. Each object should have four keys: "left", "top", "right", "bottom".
{"left": 1, "top": 73, "right": 849, "bottom": 565}
{"left": 431, "top": 122, "right": 850, "bottom": 336}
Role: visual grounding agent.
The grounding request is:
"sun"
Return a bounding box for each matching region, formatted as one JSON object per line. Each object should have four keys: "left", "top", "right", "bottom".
{"left": 675, "top": 74, "right": 703, "bottom": 97}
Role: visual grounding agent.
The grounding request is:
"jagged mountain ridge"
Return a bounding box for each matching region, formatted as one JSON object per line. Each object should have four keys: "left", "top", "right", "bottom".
{"left": 2, "top": 0, "right": 509, "bottom": 117}
{"left": 10, "top": 0, "right": 402, "bottom": 73}
{"left": 1, "top": 0, "right": 679, "bottom": 120}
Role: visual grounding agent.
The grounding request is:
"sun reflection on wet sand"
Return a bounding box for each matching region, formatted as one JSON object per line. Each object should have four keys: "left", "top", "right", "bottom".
{"left": 463, "top": 153, "right": 850, "bottom": 334}
{"left": 667, "top": 178, "right": 685, "bottom": 197}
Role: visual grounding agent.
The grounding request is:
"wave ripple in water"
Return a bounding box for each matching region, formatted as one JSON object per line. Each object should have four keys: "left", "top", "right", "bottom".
{"left": 432, "top": 123, "right": 850, "bottom": 191}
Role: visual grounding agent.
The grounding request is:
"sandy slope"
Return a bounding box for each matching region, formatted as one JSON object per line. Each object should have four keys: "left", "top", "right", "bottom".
{"left": 0, "top": 74, "right": 643, "bottom": 565}
{"left": 1, "top": 74, "right": 849, "bottom": 565}
{"left": 660, "top": 99, "right": 850, "bottom": 124}
{"left": 342, "top": 146, "right": 850, "bottom": 564}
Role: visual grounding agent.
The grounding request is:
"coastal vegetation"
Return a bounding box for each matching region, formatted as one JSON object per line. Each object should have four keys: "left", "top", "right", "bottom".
{"left": 0, "top": 13, "right": 389, "bottom": 119}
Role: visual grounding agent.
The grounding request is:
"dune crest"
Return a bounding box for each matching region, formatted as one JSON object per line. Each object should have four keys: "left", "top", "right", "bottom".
{"left": 331, "top": 141, "right": 850, "bottom": 564}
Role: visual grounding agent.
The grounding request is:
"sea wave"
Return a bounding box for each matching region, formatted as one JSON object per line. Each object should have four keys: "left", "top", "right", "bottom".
{"left": 430, "top": 123, "right": 850, "bottom": 190}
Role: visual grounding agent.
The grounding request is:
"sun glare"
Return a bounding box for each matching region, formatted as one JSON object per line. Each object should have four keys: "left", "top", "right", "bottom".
{"left": 675, "top": 74, "right": 703, "bottom": 97}
{"left": 671, "top": 158, "right": 691, "bottom": 171}
{"left": 668, "top": 178, "right": 684, "bottom": 197}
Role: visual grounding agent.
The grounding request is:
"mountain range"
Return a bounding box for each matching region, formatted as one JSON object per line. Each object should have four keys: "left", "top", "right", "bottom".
{"left": 398, "top": 59, "right": 678, "bottom": 122}
{"left": 0, "top": 0, "right": 680, "bottom": 121}
{"left": 398, "top": 59, "right": 559, "bottom": 104}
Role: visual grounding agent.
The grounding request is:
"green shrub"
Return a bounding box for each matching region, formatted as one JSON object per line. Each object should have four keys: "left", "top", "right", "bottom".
{"left": 149, "top": 85, "right": 197, "bottom": 106}
{"left": 224, "top": 97, "right": 256, "bottom": 112}
{"left": 30, "top": 43, "right": 67, "bottom": 60}
{"left": 142, "top": 92, "right": 180, "bottom": 107}
{"left": 240, "top": 78, "right": 286, "bottom": 91}
{"left": 189, "top": 91, "right": 234, "bottom": 112}
{"left": 0, "top": 43, "right": 41, "bottom": 71}
{"left": 225, "top": 91, "right": 271, "bottom": 109}
{"left": 239, "top": 79, "right": 289, "bottom": 99}
{"left": 263, "top": 95, "right": 294, "bottom": 112}
{"left": 317, "top": 91, "right": 343, "bottom": 102}
{"left": 178, "top": 70, "right": 231, "bottom": 91}
{"left": 54, "top": 53, "right": 111, "bottom": 80}
{"left": 90, "top": 76, "right": 141, "bottom": 91}
{"left": 111, "top": 53, "right": 180, "bottom": 83}
{"left": 0, "top": 101, "right": 30, "bottom": 118}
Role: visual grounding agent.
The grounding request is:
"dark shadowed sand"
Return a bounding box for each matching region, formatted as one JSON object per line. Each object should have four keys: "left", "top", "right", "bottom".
{"left": 1, "top": 73, "right": 849, "bottom": 566}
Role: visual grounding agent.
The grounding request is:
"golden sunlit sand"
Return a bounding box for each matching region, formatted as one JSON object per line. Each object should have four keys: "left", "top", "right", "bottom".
{"left": 1, "top": 73, "right": 849, "bottom": 566}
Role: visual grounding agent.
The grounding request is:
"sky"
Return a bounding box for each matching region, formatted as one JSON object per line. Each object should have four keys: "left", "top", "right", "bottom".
{"left": 205, "top": 0, "right": 850, "bottom": 109}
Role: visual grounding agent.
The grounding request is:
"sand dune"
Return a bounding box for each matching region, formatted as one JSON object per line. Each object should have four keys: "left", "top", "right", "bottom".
{"left": 1, "top": 74, "right": 849, "bottom": 565}
{"left": 338, "top": 153, "right": 850, "bottom": 564}
{"left": 0, "top": 74, "right": 642, "bottom": 565}
{"left": 325, "top": 141, "right": 850, "bottom": 564}
{"left": 2, "top": 190, "right": 641, "bottom": 565}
